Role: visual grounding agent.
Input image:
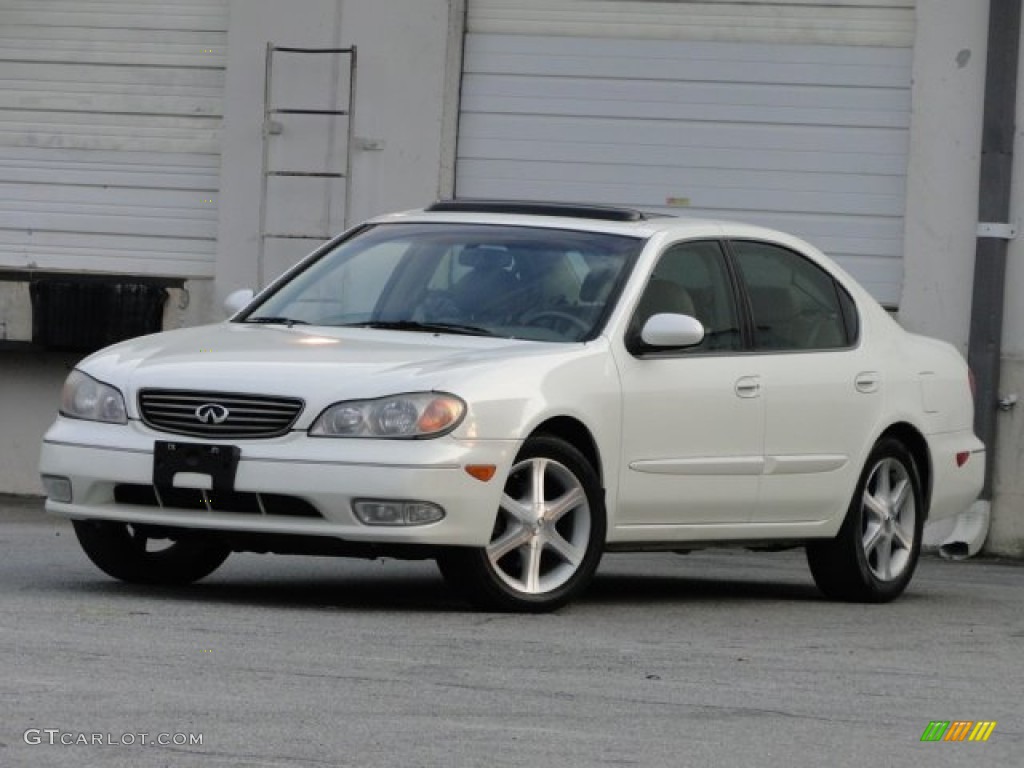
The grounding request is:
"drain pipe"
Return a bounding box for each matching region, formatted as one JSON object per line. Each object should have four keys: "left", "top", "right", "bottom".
{"left": 945, "top": 0, "right": 1022, "bottom": 559}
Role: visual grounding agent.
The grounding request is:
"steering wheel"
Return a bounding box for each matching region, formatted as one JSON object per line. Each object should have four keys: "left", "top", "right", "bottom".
{"left": 523, "top": 310, "right": 590, "bottom": 338}
{"left": 420, "top": 290, "right": 462, "bottom": 321}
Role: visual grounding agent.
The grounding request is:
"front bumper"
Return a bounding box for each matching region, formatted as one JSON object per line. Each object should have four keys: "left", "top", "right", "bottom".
{"left": 39, "top": 417, "right": 519, "bottom": 548}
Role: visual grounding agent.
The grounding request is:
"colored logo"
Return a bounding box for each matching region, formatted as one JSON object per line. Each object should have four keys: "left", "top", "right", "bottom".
{"left": 920, "top": 721, "right": 997, "bottom": 742}
{"left": 195, "top": 403, "right": 230, "bottom": 424}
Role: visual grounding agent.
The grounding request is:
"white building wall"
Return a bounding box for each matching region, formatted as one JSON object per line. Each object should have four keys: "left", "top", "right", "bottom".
{"left": 0, "top": 0, "right": 230, "bottom": 279}
{"left": 460, "top": 0, "right": 916, "bottom": 306}
{"left": 215, "top": 0, "right": 458, "bottom": 297}
{"left": 0, "top": 0, "right": 459, "bottom": 496}
{"left": 458, "top": 35, "right": 914, "bottom": 304}
{"left": 2, "top": 0, "right": 1021, "bottom": 560}
{"left": 467, "top": 0, "right": 915, "bottom": 45}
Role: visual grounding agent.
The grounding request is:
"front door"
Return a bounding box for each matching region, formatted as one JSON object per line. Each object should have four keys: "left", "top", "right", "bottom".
{"left": 613, "top": 240, "right": 763, "bottom": 530}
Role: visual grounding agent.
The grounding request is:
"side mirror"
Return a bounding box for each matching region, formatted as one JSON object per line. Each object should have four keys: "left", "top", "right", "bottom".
{"left": 640, "top": 313, "right": 705, "bottom": 349}
{"left": 223, "top": 288, "right": 254, "bottom": 318}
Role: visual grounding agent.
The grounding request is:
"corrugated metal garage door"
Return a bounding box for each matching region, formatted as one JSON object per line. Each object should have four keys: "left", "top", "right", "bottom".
{"left": 458, "top": 1, "right": 914, "bottom": 305}
{"left": 0, "top": 0, "right": 227, "bottom": 278}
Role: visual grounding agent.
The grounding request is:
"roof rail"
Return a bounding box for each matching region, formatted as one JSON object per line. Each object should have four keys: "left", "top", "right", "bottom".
{"left": 425, "top": 199, "right": 649, "bottom": 222}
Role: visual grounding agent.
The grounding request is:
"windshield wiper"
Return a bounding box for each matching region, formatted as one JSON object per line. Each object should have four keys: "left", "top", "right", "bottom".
{"left": 243, "top": 317, "right": 310, "bottom": 327}
{"left": 346, "top": 320, "right": 496, "bottom": 337}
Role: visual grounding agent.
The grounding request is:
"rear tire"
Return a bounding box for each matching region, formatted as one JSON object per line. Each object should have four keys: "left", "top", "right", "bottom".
{"left": 437, "top": 435, "right": 605, "bottom": 612}
{"left": 73, "top": 520, "right": 230, "bottom": 585}
{"left": 807, "top": 437, "right": 924, "bottom": 602}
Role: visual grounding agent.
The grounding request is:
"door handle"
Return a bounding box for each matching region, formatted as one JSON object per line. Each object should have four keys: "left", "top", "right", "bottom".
{"left": 854, "top": 371, "right": 880, "bottom": 394}
{"left": 735, "top": 376, "right": 761, "bottom": 398}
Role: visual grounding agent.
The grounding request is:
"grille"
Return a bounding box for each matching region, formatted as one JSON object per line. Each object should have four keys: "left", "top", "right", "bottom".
{"left": 138, "top": 389, "right": 303, "bottom": 438}
{"left": 115, "top": 484, "right": 322, "bottom": 518}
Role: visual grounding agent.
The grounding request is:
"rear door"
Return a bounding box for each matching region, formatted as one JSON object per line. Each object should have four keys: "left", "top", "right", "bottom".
{"left": 728, "top": 239, "right": 882, "bottom": 524}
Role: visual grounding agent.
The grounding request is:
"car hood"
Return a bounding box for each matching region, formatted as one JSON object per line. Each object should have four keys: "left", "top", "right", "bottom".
{"left": 79, "top": 322, "right": 577, "bottom": 422}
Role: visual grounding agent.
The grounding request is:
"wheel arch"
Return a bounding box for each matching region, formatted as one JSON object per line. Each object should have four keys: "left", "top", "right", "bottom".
{"left": 530, "top": 416, "right": 604, "bottom": 486}
{"left": 876, "top": 422, "right": 933, "bottom": 517}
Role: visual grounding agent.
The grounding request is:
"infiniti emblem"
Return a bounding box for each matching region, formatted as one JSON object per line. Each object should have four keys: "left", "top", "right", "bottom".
{"left": 195, "top": 403, "right": 230, "bottom": 424}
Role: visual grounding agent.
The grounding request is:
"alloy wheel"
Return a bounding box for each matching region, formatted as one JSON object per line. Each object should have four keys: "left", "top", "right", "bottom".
{"left": 486, "top": 455, "right": 592, "bottom": 595}
{"left": 860, "top": 457, "right": 916, "bottom": 582}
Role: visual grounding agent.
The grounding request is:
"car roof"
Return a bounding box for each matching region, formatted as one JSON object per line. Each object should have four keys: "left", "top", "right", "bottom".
{"left": 362, "top": 200, "right": 878, "bottom": 305}
{"left": 367, "top": 200, "right": 800, "bottom": 243}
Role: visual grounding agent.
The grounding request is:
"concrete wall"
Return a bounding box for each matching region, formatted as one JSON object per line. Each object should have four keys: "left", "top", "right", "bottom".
{"left": 901, "top": 0, "right": 984, "bottom": 551}
{"left": 0, "top": 351, "right": 79, "bottom": 495}
{"left": 991, "top": 360, "right": 1024, "bottom": 555}
{"left": 900, "top": 0, "right": 988, "bottom": 354}
{"left": 988, "top": 5, "right": 1024, "bottom": 556}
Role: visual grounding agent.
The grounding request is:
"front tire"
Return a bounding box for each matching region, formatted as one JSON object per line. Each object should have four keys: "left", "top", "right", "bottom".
{"left": 806, "top": 437, "right": 924, "bottom": 602}
{"left": 437, "top": 435, "right": 606, "bottom": 612}
{"left": 73, "top": 520, "right": 230, "bottom": 585}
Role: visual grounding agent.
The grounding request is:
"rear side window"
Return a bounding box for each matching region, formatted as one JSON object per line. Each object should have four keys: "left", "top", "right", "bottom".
{"left": 730, "top": 240, "right": 856, "bottom": 351}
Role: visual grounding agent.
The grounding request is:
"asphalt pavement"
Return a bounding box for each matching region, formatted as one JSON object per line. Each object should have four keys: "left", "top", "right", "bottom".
{"left": 1, "top": 494, "right": 1021, "bottom": 767}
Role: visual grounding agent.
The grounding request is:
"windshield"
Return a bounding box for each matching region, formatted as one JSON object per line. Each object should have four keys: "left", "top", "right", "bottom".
{"left": 242, "top": 223, "right": 644, "bottom": 342}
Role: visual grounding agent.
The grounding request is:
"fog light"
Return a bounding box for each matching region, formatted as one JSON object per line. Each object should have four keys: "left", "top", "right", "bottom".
{"left": 352, "top": 499, "right": 445, "bottom": 526}
{"left": 41, "top": 475, "right": 72, "bottom": 503}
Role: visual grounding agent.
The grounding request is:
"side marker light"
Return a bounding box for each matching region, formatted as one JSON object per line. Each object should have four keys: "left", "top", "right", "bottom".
{"left": 465, "top": 465, "right": 497, "bottom": 482}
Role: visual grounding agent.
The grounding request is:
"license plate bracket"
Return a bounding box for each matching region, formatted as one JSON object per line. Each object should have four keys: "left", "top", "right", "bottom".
{"left": 153, "top": 441, "right": 240, "bottom": 493}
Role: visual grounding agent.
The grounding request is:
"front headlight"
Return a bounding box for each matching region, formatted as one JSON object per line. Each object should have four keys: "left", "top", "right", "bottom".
{"left": 60, "top": 370, "right": 128, "bottom": 424}
{"left": 310, "top": 392, "right": 465, "bottom": 438}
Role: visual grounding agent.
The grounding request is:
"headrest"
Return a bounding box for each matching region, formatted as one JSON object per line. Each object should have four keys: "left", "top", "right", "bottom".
{"left": 748, "top": 285, "right": 798, "bottom": 323}
{"left": 580, "top": 268, "right": 616, "bottom": 302}
{"left": 640, "top": 279, "right": 695, "bottom": 318}
{"left": 458, "top": 246, "right": 514, "bottom": 270}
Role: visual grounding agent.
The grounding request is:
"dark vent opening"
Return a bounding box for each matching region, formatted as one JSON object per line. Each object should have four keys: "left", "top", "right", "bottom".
{"left": 30, "top": 279, "right": 167, "bottom": 352}
{"left": 114, "top": 484, "right": 322, "bottom": 518}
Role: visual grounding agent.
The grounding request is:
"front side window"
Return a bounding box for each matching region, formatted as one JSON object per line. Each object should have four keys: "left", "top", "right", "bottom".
{"left": 243, "top": 223, "right": 644, "bottom": 342}
{"left": 628, "top": 240, "right": 742, "bottom": 354}
{"left": 730, "top": 240, "right": 855, "bottom": 351}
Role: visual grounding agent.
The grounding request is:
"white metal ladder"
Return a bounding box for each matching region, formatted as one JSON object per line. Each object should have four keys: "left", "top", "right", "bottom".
{"left": 257, "top": 44, "right": 357, "bottom": 286}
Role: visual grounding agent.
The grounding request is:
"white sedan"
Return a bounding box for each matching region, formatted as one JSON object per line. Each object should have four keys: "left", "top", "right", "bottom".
{"left": 39, "top": 201, "right": 984, "bottom": 611}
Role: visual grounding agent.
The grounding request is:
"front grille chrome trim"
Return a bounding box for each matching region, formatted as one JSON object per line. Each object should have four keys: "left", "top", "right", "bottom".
{"left": 138, "top": 389, "right": 304, "bottom": 439}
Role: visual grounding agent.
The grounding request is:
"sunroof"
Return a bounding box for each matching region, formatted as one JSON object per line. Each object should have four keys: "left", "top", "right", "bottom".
{"left": 425, "top": 199, "right": 649, "bottom": 223}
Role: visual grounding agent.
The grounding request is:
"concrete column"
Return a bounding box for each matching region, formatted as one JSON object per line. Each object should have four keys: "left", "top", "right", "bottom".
{"left": 988, "top": 5, "right": 1024, "bottom": 556}
{"left": 900, "top": 1, "right": 989, "bottom": 353}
